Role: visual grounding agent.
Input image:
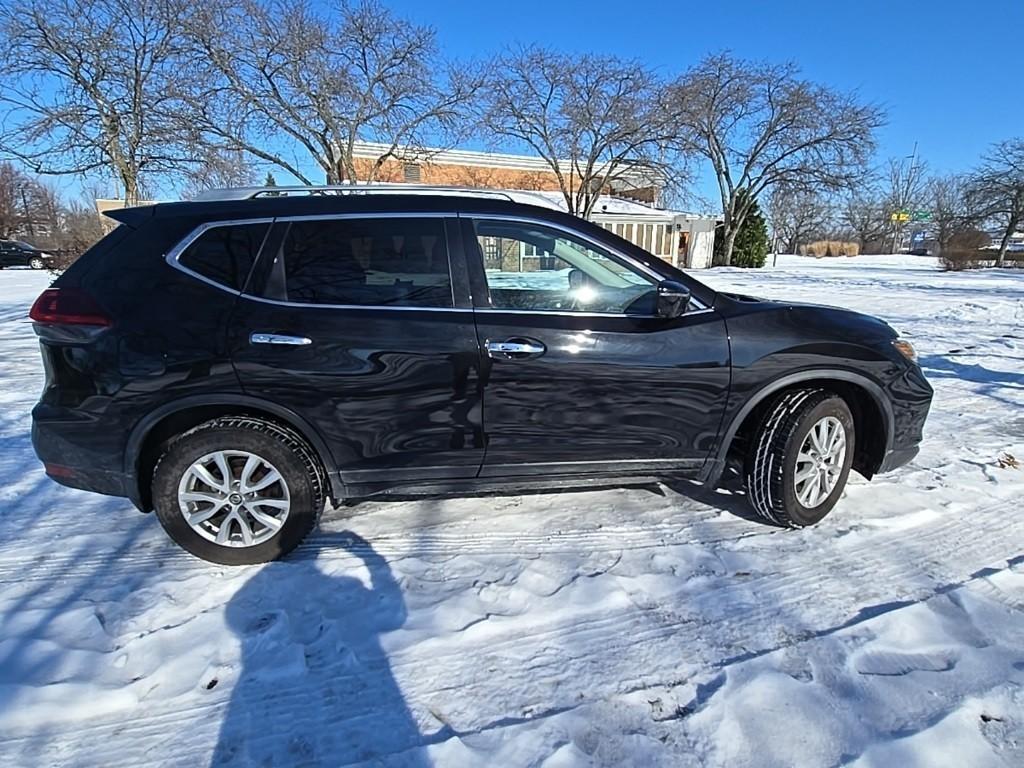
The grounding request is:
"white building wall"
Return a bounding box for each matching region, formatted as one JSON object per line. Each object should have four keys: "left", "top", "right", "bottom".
{"left": 592, "top": 214, "right": 720, "bottom": 269}
{"left": 685, "top": 220, "right": 716, "bottom": 269}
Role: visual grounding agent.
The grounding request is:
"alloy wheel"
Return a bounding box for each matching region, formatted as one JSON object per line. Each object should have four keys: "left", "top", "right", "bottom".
{"left": 793, "top": 416, "right": 847, "bottom": 508}
{"left": 177, "top": 450, "right": 290, "bottom": 547}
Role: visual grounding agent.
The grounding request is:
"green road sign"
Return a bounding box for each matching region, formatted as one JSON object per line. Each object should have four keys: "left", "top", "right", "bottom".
{"left": 912, "top": 210, "right": 932, "bottom": 222}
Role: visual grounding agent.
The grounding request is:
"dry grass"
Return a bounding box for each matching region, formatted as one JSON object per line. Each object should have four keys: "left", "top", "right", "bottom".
{"left": 996, "top": 452, "right": 1019, "bottom": 469}
{"left": 801, "top": 240, "right": 860, "bottom": 258}
{"left": 939, "top": 249, "right": 990, "bottom": 271}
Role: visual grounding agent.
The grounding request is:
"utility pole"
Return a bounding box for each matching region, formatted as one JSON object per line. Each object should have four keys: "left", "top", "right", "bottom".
{"left": 892, "top": 142, "right": 918, "bottom": 253}
{"left": 17, "top": 184, "right": 36, "bottom": 239}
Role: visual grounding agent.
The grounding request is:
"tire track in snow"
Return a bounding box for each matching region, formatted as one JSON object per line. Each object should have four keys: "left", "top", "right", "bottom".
{"left": 2, "top": 495, "right": 1022, "bottom": 766}
{"left": 0, "top": 499, "right": 772, "bottom": 582}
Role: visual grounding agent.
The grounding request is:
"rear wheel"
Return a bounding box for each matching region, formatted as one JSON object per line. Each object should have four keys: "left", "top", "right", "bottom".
{"left": 745, "top": 388, "right": 855, "bottom": 527}
{"left": 152, "top": 417, "right": 325, "bottom": 564}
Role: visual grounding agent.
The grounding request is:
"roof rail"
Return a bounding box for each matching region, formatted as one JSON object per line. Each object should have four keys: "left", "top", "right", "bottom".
{"left": 192, "top": 184, "right": 525, "bottom": 203}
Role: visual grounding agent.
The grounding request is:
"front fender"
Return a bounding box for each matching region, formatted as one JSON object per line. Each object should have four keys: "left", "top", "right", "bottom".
{"left": 701, "top": 366, "right": 896, "bottom": 486}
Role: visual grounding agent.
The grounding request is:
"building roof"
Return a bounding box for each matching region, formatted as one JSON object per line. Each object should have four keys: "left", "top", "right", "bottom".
{"left": 186, "top": 183, "right": 715, "bottom": 222}
{"left": 522, "top": 190, "right": 713, "bottom": 221}
{"left": 350, "top": 141, "right": 661, "bottom": 190}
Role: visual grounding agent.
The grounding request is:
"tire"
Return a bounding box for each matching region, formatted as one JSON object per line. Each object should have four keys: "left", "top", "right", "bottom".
{"left": 152, "top": 417, "right": 326, "bottom": 565}
{"left": 745, "top": 388, "right": 855, "bottom": 527}
{"left": 28, "top": 257, "right": 45, "bottom": 270}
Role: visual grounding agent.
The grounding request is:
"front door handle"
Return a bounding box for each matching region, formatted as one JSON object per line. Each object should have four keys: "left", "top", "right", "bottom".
{"left": 486, "top": 338, "right": 546, "bottom": 359}
{"left": 250, "top": 332, "right": 313, "bottom": 346}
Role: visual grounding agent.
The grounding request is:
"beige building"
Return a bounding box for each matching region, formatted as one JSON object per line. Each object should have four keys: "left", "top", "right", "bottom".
{"left": 351, "top": 142, "right": 717, "bottom": 269}
{"left": 502, "top": 191, "right": 718, "bottom": 270}
{"left": 95, "top": 198, "right": 159, "bottom": 233}
{"left": 349, "top": 141, "right": 661, "bottom": 204}
{"left": 95, "top": 143, "right": 718, "bottom": 267}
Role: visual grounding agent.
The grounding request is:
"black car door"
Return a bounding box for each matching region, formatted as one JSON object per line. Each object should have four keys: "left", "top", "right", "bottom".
{"left": 463, "top": 216, "right": 730, "bottom": 478}
{"left": 227, "top": 214, "right": 485, "bottom": 487}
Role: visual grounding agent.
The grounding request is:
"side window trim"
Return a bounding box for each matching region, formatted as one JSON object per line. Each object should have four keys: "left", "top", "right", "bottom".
{"left": 459, "top": 213, "right": 709, "bottom": 313}
{"left": 166, "top": 212, "right": 469, "bottom": 311}
{"left": 165, "top": 218, "right": 276, "bottom": 294}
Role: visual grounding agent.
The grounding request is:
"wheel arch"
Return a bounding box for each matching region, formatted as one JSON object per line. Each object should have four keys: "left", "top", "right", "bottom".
{"left": 704, "top": 369, "right": 894, "bottom": 487}
{"left": 125, "top": 394, "right": 344, "bottom": 511}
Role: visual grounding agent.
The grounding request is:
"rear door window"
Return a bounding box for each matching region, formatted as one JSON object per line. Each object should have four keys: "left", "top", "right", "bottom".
{"left": 265, "top": 217, "right": 452, "bottom": 308}
{"left": 177, "top": 222, "right": 270, "bottom": 291}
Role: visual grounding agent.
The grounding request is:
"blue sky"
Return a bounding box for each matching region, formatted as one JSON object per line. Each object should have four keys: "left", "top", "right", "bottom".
{"left": 381, "top": 0, "right": 1023, "bottom": 203}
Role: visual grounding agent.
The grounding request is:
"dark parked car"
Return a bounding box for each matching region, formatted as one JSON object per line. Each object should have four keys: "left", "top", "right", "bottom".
{"left": 1, "top": 239, "right": 53, "bottom": 269}
{"left": 29, "top": 187, "right": 932, "bottom": 564}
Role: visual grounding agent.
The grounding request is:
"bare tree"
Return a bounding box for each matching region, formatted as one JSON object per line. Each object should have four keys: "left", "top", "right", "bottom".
{"left": 883, "top": 154, "right": 928, "bottom": 252}
{"left": 926, "top": 174, "right": 971, "bottom": 255}
{"left": 965, "top": 138, "right": 1024, "bottom": 266}
{"left": 0, "top": 161, "right": 55, "bottom": 239}
{"left": 54, "top": 198, "right": 106, "bottom": 257}
{"left": 840, "top": 190, "right": 889, "bottom": 253}
{"left": 479, "top": 46, "right": 678, "bottom": 217}
{"left": 1, "top": 165, "right": 105, "bottom": 264}
{"left": 179, "top": 0, "right": 478, "bottom": 185}
{"left": 0, "top": 161, "right": 28, "bottom": 238}
{"left": 666, "top": 53, "right": 884, "bottom": 265}
{"left": 767, "top": 185, "right": 831, "bottom": 253}
{"left": 0, "top": 0, "right": 191, "bottom": 204}
{"left": 181, "top": 149, "right": 258, "bottom": 199}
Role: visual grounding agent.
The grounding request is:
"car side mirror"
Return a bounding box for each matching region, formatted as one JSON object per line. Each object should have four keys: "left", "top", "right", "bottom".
{"left": 656, "top": 280, "right": 691, "bottom": 319}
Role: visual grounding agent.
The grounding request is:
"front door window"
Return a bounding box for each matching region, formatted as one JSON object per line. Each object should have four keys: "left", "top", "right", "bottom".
{"left": 472, "top": 220, "right": 657, "bottom": 314}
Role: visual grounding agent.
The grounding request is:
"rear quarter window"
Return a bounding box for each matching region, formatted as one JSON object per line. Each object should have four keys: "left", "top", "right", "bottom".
{"left": 177, "top": 223, "right": 271, "bottom": 291}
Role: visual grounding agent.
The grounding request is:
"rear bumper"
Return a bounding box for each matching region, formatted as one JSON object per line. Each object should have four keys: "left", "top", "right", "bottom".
{"left": 42, "top": 462, "right": 129, "bottom": 498}
{"left": 31, "top": 403, "right": 135, "bottom": 502}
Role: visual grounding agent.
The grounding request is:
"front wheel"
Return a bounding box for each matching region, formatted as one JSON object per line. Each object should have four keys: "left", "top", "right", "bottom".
{"left": 28, "top": 256, "right": 45, "bottom": 270}
{"left": 745, "top": 388, "right": 855, "bottom": 527}
{"left": 152, "top": 417, "right": 325, "bottom": 564}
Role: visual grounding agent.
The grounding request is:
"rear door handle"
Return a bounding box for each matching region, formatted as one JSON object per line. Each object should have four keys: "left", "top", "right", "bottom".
{"left": 250, "top": 332, "right": 313, "bottom": 346}
{"left": 486, "top": 338, "right": 546, "bottom": 359}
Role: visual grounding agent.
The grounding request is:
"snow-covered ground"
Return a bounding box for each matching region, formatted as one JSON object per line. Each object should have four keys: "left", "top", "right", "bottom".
{"left": 0, "top": 255, "right": 1022, "bottom": 767}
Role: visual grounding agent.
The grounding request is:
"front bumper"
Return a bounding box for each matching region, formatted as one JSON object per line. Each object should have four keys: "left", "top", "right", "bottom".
{"left": 877, "top": 445, "right": 920, "bottom": 473}
{"left": 878, "top": 362, "right": 933, "bottom": 473}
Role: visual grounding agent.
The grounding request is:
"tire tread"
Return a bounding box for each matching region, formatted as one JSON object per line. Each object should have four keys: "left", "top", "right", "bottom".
{"left": 746, "top": 388, "right": 834, "bottom": 527}
{"left": 152, "top": 416, "right": 327, "bottom": 563}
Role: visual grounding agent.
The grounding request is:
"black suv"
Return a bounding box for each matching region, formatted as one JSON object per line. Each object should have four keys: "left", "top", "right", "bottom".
{"left": 1, "top": 239, "right": 52, "bottom": 269}
{"left": 29, "top": 188, "right": 932, "bottom": 564}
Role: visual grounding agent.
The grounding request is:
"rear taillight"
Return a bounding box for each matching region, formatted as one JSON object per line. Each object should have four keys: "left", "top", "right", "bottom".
{"left": 29, "top": 288, "right": 112, "bottom": 327}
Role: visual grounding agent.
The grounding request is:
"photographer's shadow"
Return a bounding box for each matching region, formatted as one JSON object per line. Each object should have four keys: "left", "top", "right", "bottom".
{"left": 212, "top": 532, "right": 429, "bottom": 767}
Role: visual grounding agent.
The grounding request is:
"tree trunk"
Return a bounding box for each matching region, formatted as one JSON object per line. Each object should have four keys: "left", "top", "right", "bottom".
{"left": 122, "top": 174, "right": 140, "bottom": 207}
{"left": 719, "top": 224, "right": 738, "bottom": 266}
{"left": 559, "top": 186, "right": 578, "bottom": 217}
{"left": 995, "top": 225, "right": 1014, "bottom": 267}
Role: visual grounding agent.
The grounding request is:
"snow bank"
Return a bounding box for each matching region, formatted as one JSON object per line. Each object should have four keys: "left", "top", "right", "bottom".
{"left": 0, "top": 256, "right": 1022, "bottom": 766}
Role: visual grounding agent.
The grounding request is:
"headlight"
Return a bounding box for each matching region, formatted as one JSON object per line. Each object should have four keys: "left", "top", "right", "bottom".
{"left": 892, "top": 339, "right": 918, "bottom": 364}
